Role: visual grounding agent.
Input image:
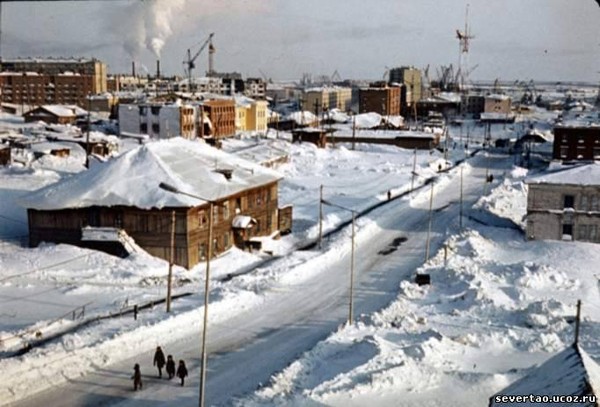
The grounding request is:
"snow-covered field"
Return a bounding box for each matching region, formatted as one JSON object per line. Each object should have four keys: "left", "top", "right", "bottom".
{"left": 2, "top": 107, "right": 599, "bottom": 406}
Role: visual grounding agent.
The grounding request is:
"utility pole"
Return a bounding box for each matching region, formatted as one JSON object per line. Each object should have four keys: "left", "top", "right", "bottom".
{"left": 199, "top": 200, "right": 214, "bottom": 407}
{"left": 85, "top": 94, "right": 91, "bottom": 169}
{"left": 574, "top": 299, "right": 582, "bottom": 345}
{"left": 459, "top": 165, "right": 464, "bottom": 229}
{"left": 318, "top": 185, "right": 324, "bottom": 249}
{"left": 410, "top": 148, "right": 417, "bottom": 193}
{"left": 166, "top": 210, "right": 175, "bottom": 313}
{"left": 425, "top": 182, "right": 434, "bottom": 262}
{"left": 348, "top": 211, "right": 355, "bottom": 325}
{"left": 351, "top": 113, "right": 356, "bottom": 151}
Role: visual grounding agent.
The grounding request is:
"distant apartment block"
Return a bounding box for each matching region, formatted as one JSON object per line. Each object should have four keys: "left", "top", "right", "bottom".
{"left": 235, "top": 97, "right": 269, "bottom": 133}
{"left": 358, "top": 85, "right": 401, "bottom": 116}
{"left": 0, "top": 58, "right": 107, "bottom": 108}
{"left": 389, "top": 66, "right": 422, "bottom": 113}
{"left": 303, "top": 87, "right": 352, "bottom": 114}
{"left": 553, "top": 125, "right": 600, "bottom": 161}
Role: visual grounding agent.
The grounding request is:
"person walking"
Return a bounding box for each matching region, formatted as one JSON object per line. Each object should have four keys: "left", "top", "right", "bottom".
{"left": 153, "top": 346, "right": 166, "bottom": 378}
{"left": 131, "top": 363, "right": 142, "bottom": 391}
{"left": 166, "top": 355, "right": 176, "bottom": 380}
{"left": 176, "top": 360, "right": 188, "bottom": 386}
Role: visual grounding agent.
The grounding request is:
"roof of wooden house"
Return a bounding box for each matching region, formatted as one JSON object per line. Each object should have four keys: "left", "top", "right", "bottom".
{"left": 21, "top": 137, "right": 282, "bottom": 210}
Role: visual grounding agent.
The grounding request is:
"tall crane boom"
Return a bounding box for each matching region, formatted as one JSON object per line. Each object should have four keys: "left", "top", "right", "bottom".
{"left": 184, "top": 32, "right": 214, "bottom": 87}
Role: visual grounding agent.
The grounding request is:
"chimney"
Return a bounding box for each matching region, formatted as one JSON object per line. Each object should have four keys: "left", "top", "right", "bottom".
{"left": 132, "top": 61, "right": 136, "bottom": 77}
{"left": 156, "top": 60, "right": 161, "bottom": 80}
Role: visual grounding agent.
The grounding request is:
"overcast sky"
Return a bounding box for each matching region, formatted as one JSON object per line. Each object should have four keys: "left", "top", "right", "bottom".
{"left": 1, "top": 0, "right": 599, "bottom": 83}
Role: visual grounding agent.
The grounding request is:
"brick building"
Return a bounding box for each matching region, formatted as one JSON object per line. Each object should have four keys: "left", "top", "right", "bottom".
{"left": 0, "top": 58, "right": 107, "bottom": 108}
{"left": 553, "top": 125, "right": 600, "bottom": 161}
{"left": 358, "top": 86, "right": 401, "bottom": 116}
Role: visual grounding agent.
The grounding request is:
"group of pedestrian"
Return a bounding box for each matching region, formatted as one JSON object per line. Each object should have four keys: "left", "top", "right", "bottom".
{"left": 131, "top": 346, "right": 189, "bottom": 391}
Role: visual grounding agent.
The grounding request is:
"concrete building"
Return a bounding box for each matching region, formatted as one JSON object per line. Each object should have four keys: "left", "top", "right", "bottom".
{"left": 484, "top": 94, "right": 512, "bottom": 114}
{"left": 389, "top": 66, "right": 422, "bottom": 113}
{"left": 526, "top": 163, "right": 600, "bottom": 242}
{"left": 119, "top": 101, "right": 196, "bottom": 139}
{"left": 303, "top": 87, "right": 352, "bottom": 114}
{"left": 235, "top": 96, "right": 268, "bottom": 133}
{"left": 358, "top": 86, "right": 401, "bottom": 116}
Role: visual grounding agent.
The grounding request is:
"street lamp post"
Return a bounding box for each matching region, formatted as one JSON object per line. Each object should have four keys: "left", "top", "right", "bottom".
{"left": 158, "top": 182, "right": 216, "bottom": 407}
{"left": 320, "top": 197, "right": 357, "bottom": 325}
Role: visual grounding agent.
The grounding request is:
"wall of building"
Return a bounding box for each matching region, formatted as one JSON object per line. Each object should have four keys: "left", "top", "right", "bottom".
{"left": 201, "top": 100, "right": 236, "bottom": 139}
{"left": 553, "top": 127, "right": 600, "bottom": 161}
{"left": 484, "top": 95, "right": 512, "bottom": 114}
{"left": 358, "top": 87, "right": 401, "bottom": 115}
{"left": 527, "top": 183, "right": 600, "bottom": 242}
{"left": 247, "top": 100, "right": 268, "bottom": 132}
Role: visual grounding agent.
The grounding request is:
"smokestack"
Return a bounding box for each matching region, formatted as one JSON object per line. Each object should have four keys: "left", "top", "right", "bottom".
{"left": 156, "top": 60, "right": 161, "bottom": 80}
{"left": 132, "top": 61, "right": 136, "bottom": 77}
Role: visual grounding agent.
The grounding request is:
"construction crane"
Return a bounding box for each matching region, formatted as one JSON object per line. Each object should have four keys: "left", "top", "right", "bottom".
{"left": 183, "top": 32, "right": 214, "bottom": 87}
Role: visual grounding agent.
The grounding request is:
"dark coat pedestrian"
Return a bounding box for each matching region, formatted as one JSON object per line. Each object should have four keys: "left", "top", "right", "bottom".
{"left": 132, "top": 363, "right": 142, "bottom": 391}
{"left": 176, "top": 360, "right": 188, "bottom": 386}
{"left": 154, "top": 346, "right": 166, "bottom": 378}
{"left": 166, "top": 355, "right": 176, "bottom": 380}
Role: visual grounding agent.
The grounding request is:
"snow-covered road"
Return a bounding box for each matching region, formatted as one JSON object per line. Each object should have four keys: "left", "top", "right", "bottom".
{"left": 10, "top": 153, "right": 508, "bottom": 407}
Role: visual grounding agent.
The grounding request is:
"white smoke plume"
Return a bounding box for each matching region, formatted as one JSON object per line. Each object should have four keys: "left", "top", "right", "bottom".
{"left": 119, "top": 0, "right": 186, "bottom": 60}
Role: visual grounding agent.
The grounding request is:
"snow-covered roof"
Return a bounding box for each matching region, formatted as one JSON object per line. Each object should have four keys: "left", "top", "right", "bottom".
{"left": 30, "top": 105, "right": 88, "bottom": 118}
{"left": 287, "top": 111, "right": 317, "bottom": 125}
{"left": 526, "top": 163, "right": 600, "bottom": 187}
{"left": 486, "top": 94, "right": 511, "bottom": 101}
{"left": 21, "top": 137, "right": 282, "bottom": 210}
{"left": 490, "top": 345, "right": 600, "bottom": 406}
{"left": 354, "top": 112, "right": 382, "bottom": 129}
{"left": 232, "top": 215, "right": 256, "bottom": 229}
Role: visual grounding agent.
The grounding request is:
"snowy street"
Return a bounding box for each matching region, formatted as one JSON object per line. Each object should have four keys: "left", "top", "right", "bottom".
{"left": 9, "top": 152, "right": 503, "bottom": 407}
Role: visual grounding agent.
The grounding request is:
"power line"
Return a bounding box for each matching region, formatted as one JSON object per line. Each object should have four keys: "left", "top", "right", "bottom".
{"left": 0, "top": 253, "right": 91, "bottom": 283}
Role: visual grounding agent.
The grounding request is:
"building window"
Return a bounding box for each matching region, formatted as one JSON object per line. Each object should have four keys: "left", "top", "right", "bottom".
{"left": 199, "top": 243, "right": 206, "bottom": 261}
{"left": 151, "top": 106, "right": 161, "bottom": 115}
{"left": 592, "top": 196, "right": 599, "bottom": 212}
{"left": 140, "top": 123, "right": 148, "bottom": 133}
{"left": 590, "top": 225, "right": 598, "bottom": 241}
{"left": 224, "top": 233, "right": 230, "bottom": 249}
{"left": 563, "top": 195, "right": 575, "bottom": 209}
{"left": 223, "top": 201, "right": 230, "bottom": 220}
{"left": 114, "top": 212, "right": 123, "bottom": 228}
{"left": 139, "top": 106, "right": 147, "bottom": 115}
{"left": 198, "top": 210, "right": 207, "bottom": 228}
{"left": 562, "top": 223, "right": 573, "bottom": 237}
{"left": 581, "top": 195, "right": 589, "bottom": 211}
{"left": 213, "top": 205, "right": 219, "bottom": 223}
{"left": 578, "top": 225, "right": 588, "bottom": 241}
{"left": 560, "top": 146, "right": 568, "bottom": 158}
{"left": 152, "top": 123, "right": 160, "bottom": 133}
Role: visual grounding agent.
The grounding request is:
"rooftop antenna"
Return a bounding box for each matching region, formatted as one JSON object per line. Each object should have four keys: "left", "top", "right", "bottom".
{"left": 456, "top": 4, "right": 475, "bottom": 93}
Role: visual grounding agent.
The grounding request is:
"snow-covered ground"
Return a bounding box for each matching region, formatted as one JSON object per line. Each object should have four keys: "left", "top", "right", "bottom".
{"left": 237, "top": 166, "right": 600, "bottom": 407}
{"left": 2, "top": 107, "right": 598, "bottom": 406}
